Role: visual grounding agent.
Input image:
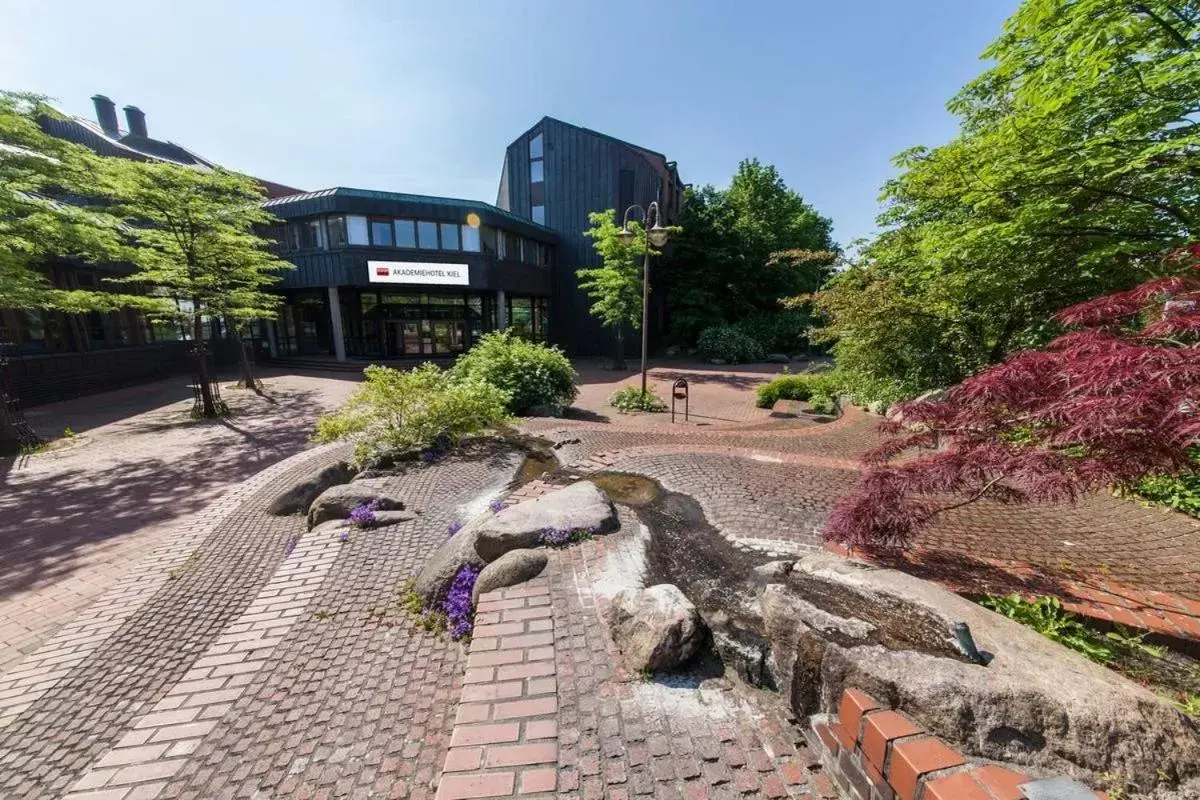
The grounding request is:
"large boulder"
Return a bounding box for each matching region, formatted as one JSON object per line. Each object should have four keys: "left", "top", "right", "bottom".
{"left": 604, "top": 584, "right": 706, "bottom": 673}
{"left": 412, "top": 519, "right": 487, "bottom": 604}
{"left": 268, "top": 460, "right": 355, "bottom": 516}
{"left": 474, "top": 481, "right": 618, "bottom": 562}
{"left": 307, "top": 478, "right": 405, "bottom": 529}
{"left": 472, "top": 549, "right": 548, "bottom": 603}
{"left": 765, "top": 353, "right": 791, "bottom": 364}
{"left": 761, "top": 553, "right": 1200, "bottom": 795}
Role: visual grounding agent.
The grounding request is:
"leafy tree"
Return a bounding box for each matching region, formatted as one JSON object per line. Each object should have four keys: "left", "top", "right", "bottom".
{"left": 0, "top": 92, "right": 125, "bottom": 312}
{"left": 576, "top": 210, "right": 662, "bottom": 369}
{"left": 818, "top": 0, "right": 1200, "bottom": 402}
{"left": 824, "top": 249, "right": 1200, "bottom": 550}
{"left": 104, "top": 160, "right": 292, "bottom": 414}
{"left": 658, "top": 162, "right": 836, "bottom": 345}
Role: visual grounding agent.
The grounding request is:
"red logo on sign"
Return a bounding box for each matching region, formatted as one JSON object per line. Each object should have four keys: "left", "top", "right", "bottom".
{"left": 375, "top": 266, "right": 390, "bottom": 276}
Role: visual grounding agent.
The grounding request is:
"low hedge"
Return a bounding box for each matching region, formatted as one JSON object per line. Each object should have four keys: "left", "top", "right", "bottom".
{"left": 756, "top": 372, "right": 841, "bottom": 409}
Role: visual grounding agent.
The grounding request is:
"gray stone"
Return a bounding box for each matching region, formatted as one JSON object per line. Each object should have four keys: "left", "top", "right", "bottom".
{"left": 372, "top": 509, "right": 418, "bottom": 527}
{"left": 604, "top": 584, "right": 705, "bottom": 673}
{"left": 1020, "top": 779, "right": 1106, "bottom": 800}
{"left": 268, "top": 460, "right": 355, "bottom": 516}
{"left": 412, "top": 519, "right": 487, "bottom": 604}
{"left": 474, "top": 481, "right": 618, "bottom": 562}
{"left": 306, "top": 479, "right": 405, "bottom": 529}
{"left": 709, "top": 358, "right": 727, "bottom": 365}
{"left": 472, "top": 549, "right": 548, "bottom": 603}
{"left": 753, "top": 560, "right": 794, "bottom": 582}
{"left": 761, "top": 553, "right": 1200, "bottom": 793}
{"left": 766, "top": 353, "right": 791, "bottom": 364}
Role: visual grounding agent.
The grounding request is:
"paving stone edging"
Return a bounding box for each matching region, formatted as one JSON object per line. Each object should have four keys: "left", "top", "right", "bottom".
{"left": 812, "top": 688, "right": 1104, "bottom": 800}
{"left": 436, "top": 580, "right": 559, "bottom": 799}
{"left": 63, "top": 499, "right": 345, "bottom": 799}
{"left": 0, "top": 442, "right": 347, "bottom": 733}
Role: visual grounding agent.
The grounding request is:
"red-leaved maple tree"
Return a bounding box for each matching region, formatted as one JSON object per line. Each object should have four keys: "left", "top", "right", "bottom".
{"left": 823, "top": 248, "right": 1200, "bottom": 550}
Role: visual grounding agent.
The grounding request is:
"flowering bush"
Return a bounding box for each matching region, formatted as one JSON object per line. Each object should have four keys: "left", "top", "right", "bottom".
{"left": 347, "top": 499, "right": 382, "bottom": 528}
{"left": 824, "top": 251, "right": 1200, "bottom": 550}
{"left": 314, "top": 363, "right": 510, "bottom": 468}
{"left": 697, "top": 325, "right": 765, "bottom": 364}
{"left": 443, "top": 564, "right": 482, "bottom": 640}
{"left": 537, "top": 525, "right": 598, "bottom": 547}
{"left": 450, "top": 331, "right": 578, "bottom": 414}
{"left": 610, "top": 387, "right": 667, "bottom": 413}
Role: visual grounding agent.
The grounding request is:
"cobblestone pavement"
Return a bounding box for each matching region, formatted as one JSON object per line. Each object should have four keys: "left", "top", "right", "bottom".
{"left": 0, "top": 370, "right": 360, "bottom": 672}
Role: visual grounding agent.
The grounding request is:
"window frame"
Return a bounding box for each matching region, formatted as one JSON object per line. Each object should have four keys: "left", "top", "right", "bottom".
{"left": 369, "top": 217, "right": 395, "bottom": 247}
{"left": 417, "top": 220, "right": 439, "bottom": 250}
{"left": 439, "top": 222, "right": 460, "bottom": 251}
{"left": 394, "top": 218, "right": 417, "bottom": 249}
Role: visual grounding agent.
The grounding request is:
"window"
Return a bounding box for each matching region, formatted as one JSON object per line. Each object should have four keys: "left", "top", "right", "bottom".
{"left": 370, "top": 218, "right": 394, "bottom": 247}
{"left": 503, "top": 231, "right": 521, "bottom": 261}
{"left": 287, "top": 223, "right": 302, "bottom": 251}
{"left": 394, "top": 219, "right": 416, "bottom": 248}
{"left": 530, "top": 160, "right": 544, "bottom": 182}
{"left": 327, "top": 215, "right": 348, "bottom": 248}
{"left": 461, "top": 224, "right": 481, "bottom": 252}
{"left": 532, "top": 205, "right": 545, "bottom": 225}
{"left": 523, "top": 239, "right": 541, "bottom": 265}
{"left": 497, "top": 230, "right": 507, "bottom": 260}
{"left": 480, "top": 226, "right": 498, "bottom": 257}
{"left": 346, "top": 215, "right": 369, "bottom": 245}
{"left": 300, "top": 218, "right": 326, "bottom": 249}
{"left": 417, "top": 221, "right": 438, "bottom": 249}
{"left": 439, "top": 222, "right": 460, "bottom": 250}
{"left": 529, "top": 130, "right": 545, "bottom": 223}
{"left": 529, "top": 133, "right": 543, "bottom": 159}
{"left": 21, "top": 310, "right": 45, "bottom": 351}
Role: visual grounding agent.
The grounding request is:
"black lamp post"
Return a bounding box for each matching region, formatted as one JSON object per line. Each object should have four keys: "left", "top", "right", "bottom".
{"left": 616, "top": 202, "right": 670, "bottom": 394}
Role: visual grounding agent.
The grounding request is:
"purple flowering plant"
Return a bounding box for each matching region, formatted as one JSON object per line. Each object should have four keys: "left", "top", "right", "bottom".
{"left": 489, "top": 499, "right": 505, "bottom": 514}
{"left": 445, "top": 520, "right": 464, "bottom": 540}
{"left": 443, "top": 564, "right": 481, "bottom": 641}
{"left": 348, "top": 499, "right": 384, "bottom": 528}
{"left": 537, "top": 524, "right": 600, "bottom": 548}
{"left": 283, "top": 534, "right": 300, "bottom": 557}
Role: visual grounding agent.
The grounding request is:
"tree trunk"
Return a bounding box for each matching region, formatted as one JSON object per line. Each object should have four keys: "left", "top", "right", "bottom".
{"left": 192, "top": 312, "right": 219, "bottom": 418}
{"left": 613, "top": 327, "right": 627, "bottom": 370}
{"left": 232, "top": 325, "right": 259, "bottom": 392}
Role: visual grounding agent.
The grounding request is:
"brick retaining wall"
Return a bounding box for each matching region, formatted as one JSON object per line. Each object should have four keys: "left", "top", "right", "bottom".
{"left": 808, "top": 688, "right": 1104, "bottom": 800}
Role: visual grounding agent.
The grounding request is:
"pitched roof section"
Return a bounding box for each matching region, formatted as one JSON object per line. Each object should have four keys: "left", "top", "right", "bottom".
{"left": 262, "top": 187, "right": 557, "bottom": 233}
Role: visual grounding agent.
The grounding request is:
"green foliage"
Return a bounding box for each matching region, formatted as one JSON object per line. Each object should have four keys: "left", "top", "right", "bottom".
{"left": 1134, "top": 450, "right": 1200, "bottom": 518}
{"left": 658, "top": 165, "right": 836, "bottom": 345}
{"left": 450, "top": 330, "right": 577, "bottom": 414}
{"left": 815, "top": 1, "right": 1200, "bottom": 403}
{"left": 1164, "top": 691, "right": 1200, "bottom": 718}
{"left": 314, "top": 363, "right": 510, "bottom": 467}
{"left": 755, "top": 372, "right": 841, "bottom": 409}
{"left": 0, "top": 91, "right": 126, "bottom": 311}
{"left": 808, "top": 394, "right": 838, "bottom": 416}
{"left": 62, "top": 426, "right": 74, "bottom": 438}
{"left": 733, "top": 308, "right": 812, "bottom": 354}
{"left": 979, "top": 594, "right": 1115, "bottom": 663}
{"left": 697, "top": 325, "right": 765, "bottom": 364}
{"left": 609, "top": 387, "right": 667, "bottom": 413}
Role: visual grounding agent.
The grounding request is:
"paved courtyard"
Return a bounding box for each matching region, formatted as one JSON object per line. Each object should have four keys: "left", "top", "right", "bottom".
{"left": 0, "top": 359, "right": 1197, "bottom": 799}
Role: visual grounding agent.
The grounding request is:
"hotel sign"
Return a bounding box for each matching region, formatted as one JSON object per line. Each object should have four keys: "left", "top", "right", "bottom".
{"left": 367, "top": 261, "right": 469, "bottom": 286}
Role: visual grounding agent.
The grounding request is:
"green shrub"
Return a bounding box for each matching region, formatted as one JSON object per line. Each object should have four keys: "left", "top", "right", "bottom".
{"left": 808, "top": 394, "right": 838, "bottom": 415}
{"left": 450, "top": 331, "right": 578, "bottom": 414}
{"left": 610, "top": 386, "right": 667, "bottom": 413}
{"left": 697, "top": 325, "right": 765, "bottom": 364}
{"left": 734, "top": 309, "right": 811, "bottom": 354}
{"left": 756, "top": 372, "right": 841, "bottom": 409}
{"left": 1133, "top": 451, "right": 1200, "bottom": 518}
{"left": 314, "top": 363, "right": 510, "bottom": 467}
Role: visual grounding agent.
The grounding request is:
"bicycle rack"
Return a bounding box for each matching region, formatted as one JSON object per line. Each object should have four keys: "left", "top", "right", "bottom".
{"left": 671, "top": 378, "right": 689, "bottom": 423}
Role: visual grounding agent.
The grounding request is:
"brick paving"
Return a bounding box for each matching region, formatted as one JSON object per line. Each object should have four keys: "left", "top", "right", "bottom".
{"left": 0, "top": 370, "right": 360, "bottom": 672}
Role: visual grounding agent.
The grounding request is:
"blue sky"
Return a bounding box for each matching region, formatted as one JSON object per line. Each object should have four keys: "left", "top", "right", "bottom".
{"left": 1, "top": 0, "right": 1017, "bottom": 246}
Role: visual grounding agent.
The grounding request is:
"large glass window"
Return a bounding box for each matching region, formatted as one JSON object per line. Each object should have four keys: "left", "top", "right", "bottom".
{"left": 417, "top": 221, "right": 438, "bottom": 249}
{"left": 529, "top": 133, "right": 543, "bottom": 159}
{"left": 532, "top": 206, "right": 545, "bottom": 225}
{"left": 530, "top": 160, "right": 544, "bottom": 182}
{"left": 395, "top": 219, "right": 416, "bottom": 248}
{"left": 440, "top": 222, "right": 460, "bottom": 250}
{"left": 346, "top": 215, "right": 369, "bottom": 245}
{"left": 480, "top": 226, "right": 498, "bottom": 257}
{"left": 503, "top": 231, "right": 521, "bottom": 261}
{"left": 461, "top": 224, "right": 481, "bottom": 252}
{"left": 327, "top": 215, "right": 348, "bottom": 248}
{"left": 370, "top": 218, "right": 394, "bottom": 247}
{"left": 300, "top": 218, "right": 326, "bottom": 249}
{"left": 496, "top": 230, "right": 507, "bottom": 260}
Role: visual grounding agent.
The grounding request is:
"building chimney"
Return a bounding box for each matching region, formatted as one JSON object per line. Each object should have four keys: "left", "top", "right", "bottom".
{"left": 91, "top": 94, "right": 119, "bottom": 136}
{"left": 123, "top": 105, "right": 147, "bottom": 138}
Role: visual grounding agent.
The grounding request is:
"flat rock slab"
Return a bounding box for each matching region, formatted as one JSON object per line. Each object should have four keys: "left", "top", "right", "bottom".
{"left": 472, "top": 549, "right": 548, "bottom": 603}
{"left": 307, "top": 479, "right": 405, "bottom": 530}
{"left": 474, "top": 481, "right": 618, "bottom": 562}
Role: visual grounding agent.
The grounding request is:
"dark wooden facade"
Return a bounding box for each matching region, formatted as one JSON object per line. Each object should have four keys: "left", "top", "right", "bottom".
{"left": 496, "top": 117, "right": 683, "bottom": 357}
